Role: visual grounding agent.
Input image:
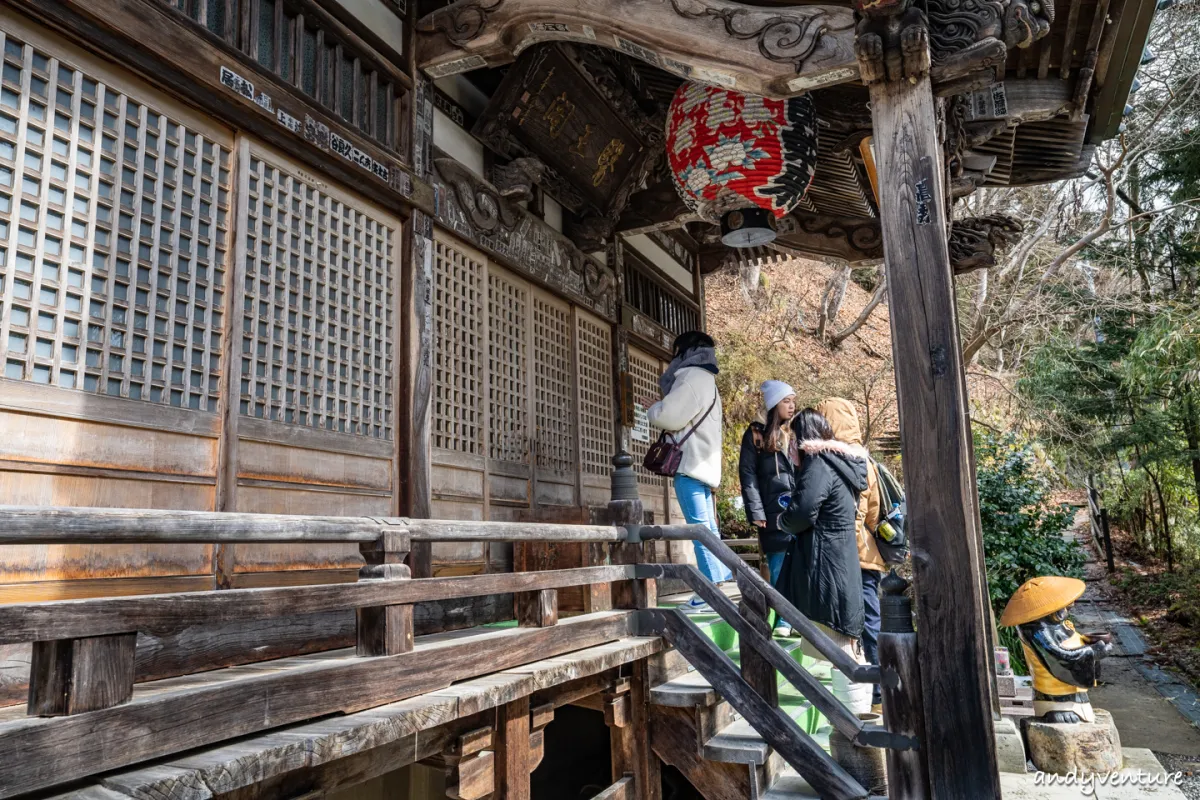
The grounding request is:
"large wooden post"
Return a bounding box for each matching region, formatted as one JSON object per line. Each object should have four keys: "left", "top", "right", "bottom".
{"left": 857, "top": 10, "right": 1000, "bottom": 796}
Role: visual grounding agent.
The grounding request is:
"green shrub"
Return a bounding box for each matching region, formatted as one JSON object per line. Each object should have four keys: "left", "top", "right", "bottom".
{"left": 974, "top": 429, "right": 1085, "bottom": 674}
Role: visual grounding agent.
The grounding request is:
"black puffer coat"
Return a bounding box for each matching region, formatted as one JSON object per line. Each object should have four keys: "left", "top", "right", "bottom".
{"left": 738, "top": 422, "right": 796, "bottom": 554}
{"left": 777, "top": 439, "right": 869, "bottom": 638}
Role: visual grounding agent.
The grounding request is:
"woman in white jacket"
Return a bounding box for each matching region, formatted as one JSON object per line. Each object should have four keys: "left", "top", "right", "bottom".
{"left": 645, "top": 331, "right": 733, "bottom": 610}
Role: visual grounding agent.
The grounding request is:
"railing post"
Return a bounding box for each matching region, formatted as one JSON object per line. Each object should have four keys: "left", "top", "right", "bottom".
{"left": 610, "top": 451, "right": 656, "bottom": 610}
{"left": 356, "top": 527, "right": 414, "bottom": 656}
{"left": 516, "top": 589, "right": 559, "bottom": 627}
{"left": 736, "top": 573, "right": 779, "bottom": 708}
{"left": 28, "top": 632, "right": 137, "bottom": 716}
{"left": 1101, "top": 508, "right": 1115, "bottom": 573}
{"left": 878, "top": 571, "right": 930, "bottom": 799}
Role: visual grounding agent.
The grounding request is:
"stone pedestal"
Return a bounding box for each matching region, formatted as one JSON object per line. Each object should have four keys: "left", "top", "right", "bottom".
{"left": 993, "top": 716, "right": 1027, "bottom": 773}
{"left": 1024, "top": 708, "right": 1122, "bottom": 776}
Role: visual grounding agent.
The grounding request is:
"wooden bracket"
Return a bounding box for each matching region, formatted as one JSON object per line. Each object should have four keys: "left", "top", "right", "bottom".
{"left": 356, "top": 528, "right": 414, "bottom": 656}
{"left": 28, "top": 632, "right": 136, "bottom": 716}
{"left": 528, "top": 702, "right": 554, "bottom": 771}
{"left": 424, "top": 727, "right": 496, "bottom": 800}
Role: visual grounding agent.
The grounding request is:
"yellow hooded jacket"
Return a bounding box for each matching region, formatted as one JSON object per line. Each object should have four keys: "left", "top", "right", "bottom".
{"left": 814, "top": 398, "right": 886, "bottom": 573}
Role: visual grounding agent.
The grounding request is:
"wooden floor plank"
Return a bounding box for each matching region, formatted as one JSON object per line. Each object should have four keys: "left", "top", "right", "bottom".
{"left": 55, "top": 637, "right": 661, "bottom": 800}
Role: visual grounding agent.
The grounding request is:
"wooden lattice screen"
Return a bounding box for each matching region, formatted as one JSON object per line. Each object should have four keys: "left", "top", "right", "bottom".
{"left": 575, "top": 309, "right": 612, "bottom": 478}
{"left": 240, "top": 145, "right": 396, "bottom": 438}
{"left": 0, "top": 28, "right": 231, "bottom": 408}
{"left": 431, "top": 233, "right": 484, "bottom": 455}
{"left": 487, "top": 267, "right": 527, "bottom": 465}
{"left": 628, "top": 346, "right": 665, "bottom": 489}
{"left": 532, "top": 293, "right": 573, "bottom": 478}
{"left": 430, "top": 230, "right": 618, "bottom": 515}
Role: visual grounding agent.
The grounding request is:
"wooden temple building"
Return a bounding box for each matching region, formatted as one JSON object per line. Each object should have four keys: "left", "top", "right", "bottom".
{"left": 0, "top": 0, "right": 1155, "bottom": 794}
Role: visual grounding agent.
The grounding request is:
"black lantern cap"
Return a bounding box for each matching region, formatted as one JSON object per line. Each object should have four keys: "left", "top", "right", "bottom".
{"left": 720, "top": 207, "right": 777, "bottom": 248}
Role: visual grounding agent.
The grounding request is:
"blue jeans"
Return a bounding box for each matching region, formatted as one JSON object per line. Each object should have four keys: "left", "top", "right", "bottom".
{"left": 673, "top": 474, "right": 733, "bottom": 584}
{"left": 765, "top": 551, "right": 786, "bottom": 586}
{"left": 862, "top": 568, "right": 883, "bottom": 704}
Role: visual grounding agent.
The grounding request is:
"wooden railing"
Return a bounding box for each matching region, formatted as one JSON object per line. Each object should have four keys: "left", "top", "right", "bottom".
{"left": 0, "top": 505, "right": 922, "bottom": 799}
{"left": 1086, "top": 475, "right": 1116, "bottom": 573}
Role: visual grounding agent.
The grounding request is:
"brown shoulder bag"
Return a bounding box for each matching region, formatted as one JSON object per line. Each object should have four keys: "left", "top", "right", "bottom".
{"left": 642, "top": 395, "right": 717, "bottom": 477}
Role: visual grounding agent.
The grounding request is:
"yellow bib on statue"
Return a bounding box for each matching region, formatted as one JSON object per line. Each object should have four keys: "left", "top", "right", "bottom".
{"left": 1022, "top": 640, "right": 1089, "bottom": 696}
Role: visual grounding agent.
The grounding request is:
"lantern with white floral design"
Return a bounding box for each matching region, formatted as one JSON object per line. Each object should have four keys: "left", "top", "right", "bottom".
{"left": 666, "top": 82, "right": 818, "bottom": 247}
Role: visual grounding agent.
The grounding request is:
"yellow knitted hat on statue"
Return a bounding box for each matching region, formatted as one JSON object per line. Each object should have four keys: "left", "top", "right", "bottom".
{"left": 1000, "top": 576, "right": 1086, "bottom": 627}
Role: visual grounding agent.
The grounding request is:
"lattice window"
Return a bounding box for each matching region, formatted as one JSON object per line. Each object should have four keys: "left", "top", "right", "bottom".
{"left": 576, "top": 311, "right": 613, "bottom": 477}
{"left": 629, "top": 348, "right": 666, "bottom": 487}
{"left": 0, "top": 29, "right": 231, "bottom": 409}
{"left": 432, "top": 234, "right": 483, "bottom": 454}
{"left": 487, "top": 268, "right": 527, "bottom": 464}
{"left": 240, "top": 148, "right": 395, "bottom": 438}
{"left": 532, "top": 294, "right": 573, "bottom": 476}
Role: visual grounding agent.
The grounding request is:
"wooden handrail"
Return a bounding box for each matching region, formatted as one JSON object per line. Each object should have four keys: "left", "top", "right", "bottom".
{"left": 641, "top": 524, "right": 884, "bottom": 685}
{"left": 0, "top": 505, "right": 626, "bottom": 544}
{"left": 0, "top": 565, "right": 635, "bottom": 644}
{"left": 644, "top": 608, "right": 872, "bottom": 800}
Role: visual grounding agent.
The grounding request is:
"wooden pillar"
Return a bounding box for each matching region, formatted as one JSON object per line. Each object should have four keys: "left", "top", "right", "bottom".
{"left": 607, "top": 661, "right": 662, "bottom": 800}
{"left": 736, "top": 574, "right": 778, "bottom": 708}
{"left": 859, "top": 14, "right": 1000, "bottom": 796}
{"left": 357, "top": 529, "right": 414, "bottom": 656}
{"left": 495, "top": 696, "right": 532, "bottom": 800}
{"left": 28, "top": 633, "right": 137, "bottom": 716}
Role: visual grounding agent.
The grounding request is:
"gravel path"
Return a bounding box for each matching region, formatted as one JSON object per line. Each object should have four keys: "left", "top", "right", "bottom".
{"left": 1154, "top": 752, "right": 1200, "bottom": 800}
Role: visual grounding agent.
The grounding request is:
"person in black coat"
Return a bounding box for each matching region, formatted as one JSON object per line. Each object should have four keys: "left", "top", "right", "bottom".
{"left": 738, "top": 381, "right": 798, "bottom": 581}
{"left": 777, "top": 408, "right": 868, "bottom": 642}
{"left": 739, "top": 381, "right": 798, "bottom": 634}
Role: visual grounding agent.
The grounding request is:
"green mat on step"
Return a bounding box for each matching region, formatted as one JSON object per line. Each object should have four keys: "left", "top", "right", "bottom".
{"left": 670, "top": 606, "right": 834, "bottom": 747}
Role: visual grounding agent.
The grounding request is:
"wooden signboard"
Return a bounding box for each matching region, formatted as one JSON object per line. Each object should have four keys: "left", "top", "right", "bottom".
{"left": 473, "top": 43, "right": 658, "bottom": 221}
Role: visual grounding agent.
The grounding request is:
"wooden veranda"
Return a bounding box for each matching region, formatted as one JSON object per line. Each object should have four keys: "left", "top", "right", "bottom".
{"left": 0, "top": 0, "right": 1156, "bottom": 793}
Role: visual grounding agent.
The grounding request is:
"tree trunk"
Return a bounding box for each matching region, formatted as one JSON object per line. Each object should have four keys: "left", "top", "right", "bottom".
{"left": 1184, "top": 395, "right": 1200, "bottom": 512}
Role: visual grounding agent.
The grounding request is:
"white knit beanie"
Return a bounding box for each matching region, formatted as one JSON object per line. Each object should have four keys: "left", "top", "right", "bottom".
{"left": 761, "top": 380, "right": 796, "bottom": 413}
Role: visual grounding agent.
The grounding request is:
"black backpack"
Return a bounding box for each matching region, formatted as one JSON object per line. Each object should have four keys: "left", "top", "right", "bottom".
{"left": 872, "top": 459, "right": 909, "bottom": 565}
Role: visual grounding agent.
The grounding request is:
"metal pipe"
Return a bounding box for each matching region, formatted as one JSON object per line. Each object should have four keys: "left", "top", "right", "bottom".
{"left": 641, "top": 523, "right": 883, "bottom": 684}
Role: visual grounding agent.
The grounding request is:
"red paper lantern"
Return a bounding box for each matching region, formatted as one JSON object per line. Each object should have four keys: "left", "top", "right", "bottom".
{"left": 666, "top": 83, "right": 818, "bottom": 245}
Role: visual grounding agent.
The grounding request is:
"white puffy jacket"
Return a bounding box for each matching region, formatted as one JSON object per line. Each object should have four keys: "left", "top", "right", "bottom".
{"left": 647, "top": 366, "right": 723, "bottom": 489}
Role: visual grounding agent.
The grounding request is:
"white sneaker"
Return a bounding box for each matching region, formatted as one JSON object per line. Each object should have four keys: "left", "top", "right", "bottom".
{"left": 774, "top": 623, "right": 793, "bottom": 637}
{"left": 684, "top": 595, "right": 712, "bottom": 613}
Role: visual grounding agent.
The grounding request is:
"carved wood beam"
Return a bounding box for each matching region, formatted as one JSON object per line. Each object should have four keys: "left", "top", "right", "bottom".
{"left": 615, "top": 180, "right": 697, "bottom": 236}
{"left": 775, "top": 212, "right": 883, "bottom": 264}
{"left": 417, "top": 0, "right": 860, "bottom": 99}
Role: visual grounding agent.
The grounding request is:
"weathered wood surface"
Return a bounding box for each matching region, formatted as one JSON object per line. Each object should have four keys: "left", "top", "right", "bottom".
{"left": 659, "top": 564, "right": 862, "bottom": 741}
{"left": 649, "top": 609, "right": 867, "bottom": 800}
{"left": 0, "top": 506, "right": 624, "bottom": 544}
{"left": 593, "top": 776, "right": 634, "bottom": 800}
{"left": 649, "top": 704, "right": 757, "bottom": 800}
{"left": 516, "top": 589, "right": 559, "bottom": 628}
{"left": 417, "top": 0, "right": 859, "bottom": 98}
{"left": 869, "top": 70, "right": 1000, "bottom": 797}
{"left": 496, "top": 696, "right": 532, "bottom": 800}
{"left": 0, "top": 611, "right": 636, "bottom": 796}
{"left": 76, "top": 638, "right": 658, "bottom": 800}
{"left": 27, "top": 634, "right": 136, "bottom": 717}
{"left": 879, "top": 631, "right": 930, "bottom": 800}
{"left": 7, "top": 0, "right": 432, "bottom": 219}
{"left": 0, "top": 566, "right": 633, "bottom": 644}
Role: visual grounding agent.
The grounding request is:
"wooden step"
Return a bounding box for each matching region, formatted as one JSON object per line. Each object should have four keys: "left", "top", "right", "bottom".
{"left": 760, "top": 767, "right": 821, "bottom": 799}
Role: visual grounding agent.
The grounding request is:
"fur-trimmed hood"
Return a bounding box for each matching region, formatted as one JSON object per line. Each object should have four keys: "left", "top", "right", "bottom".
{"left": 798, "top": 438, "right": 868, "bottom": 495}
{"left": 799, "top": 438, "right": 869, "bottom": 460}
